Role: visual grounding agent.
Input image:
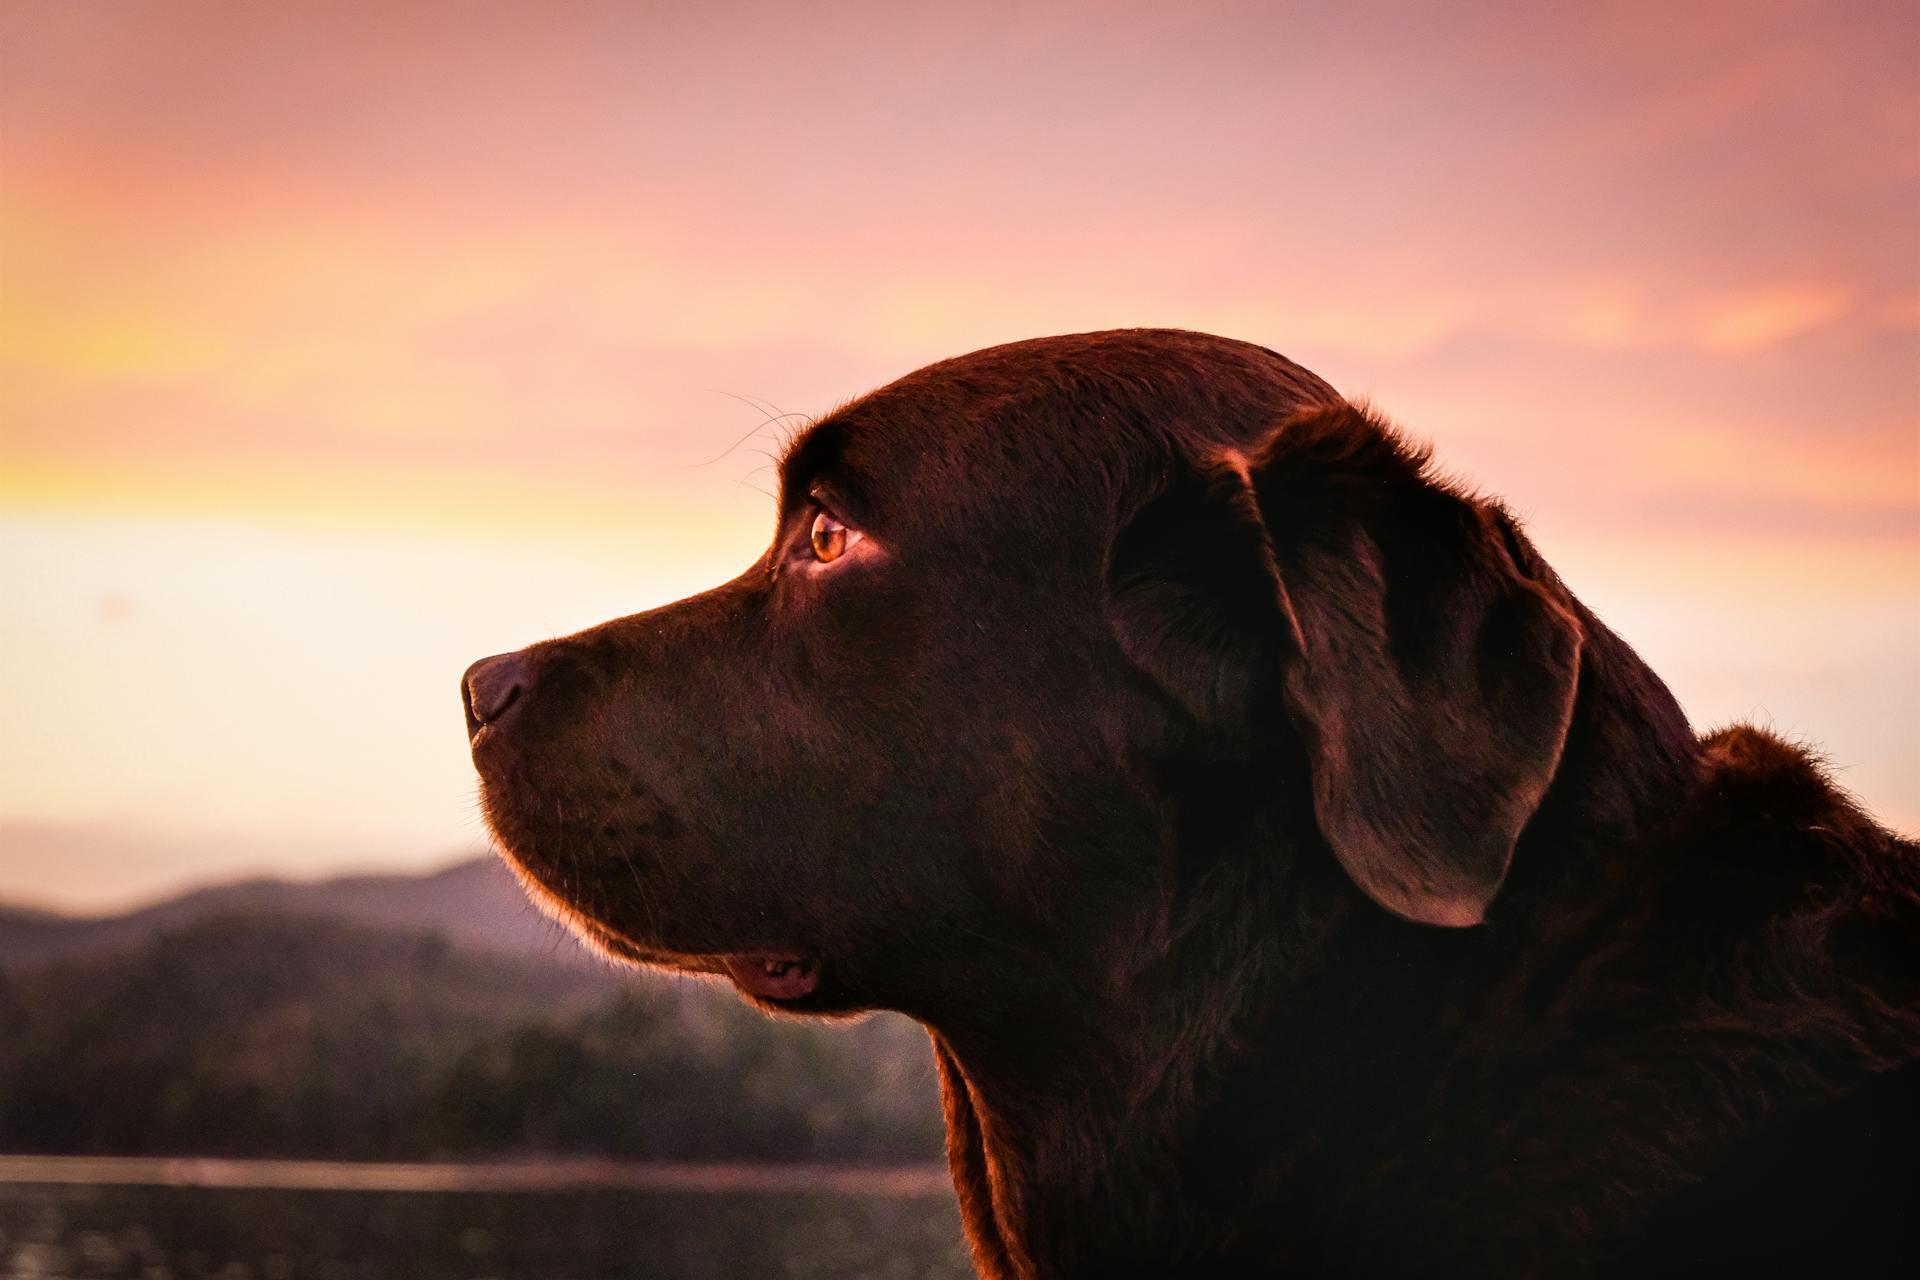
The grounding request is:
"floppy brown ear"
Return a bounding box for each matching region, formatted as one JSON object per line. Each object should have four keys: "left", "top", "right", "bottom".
{"left": 1109, "top": 403, "right": 1583, "bottom": 927}
{"left": 1107, "top": 455, "right": 1306, "bottom": 736}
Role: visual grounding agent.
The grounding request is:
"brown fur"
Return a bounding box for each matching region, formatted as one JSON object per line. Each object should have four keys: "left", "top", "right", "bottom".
{"left": 462, "top": 330, "right": 1919, "bottom": 1276}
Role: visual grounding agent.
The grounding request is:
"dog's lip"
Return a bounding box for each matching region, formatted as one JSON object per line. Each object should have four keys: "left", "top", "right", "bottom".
{"left": 722, "top": 952, "right": 822, "bottom": 1001}
{"left": 488, "top": 845, "right": 822, "bottom": 998}
{"left": 468, "top": 721, "right": 518, "bottom": 756}
{"left": 571, "top": 912, "right": 821, "bottom": 998}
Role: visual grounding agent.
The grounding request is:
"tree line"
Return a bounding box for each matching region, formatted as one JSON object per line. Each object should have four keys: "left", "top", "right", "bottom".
{"left": 0, "top": 914, "right": 944, "bottom": 1163}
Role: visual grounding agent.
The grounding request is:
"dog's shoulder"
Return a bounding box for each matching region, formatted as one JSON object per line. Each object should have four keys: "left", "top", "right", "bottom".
{"left": 1650, "top": 724, "right": 1919, "bottom": 1038}
{"left": 1641, "top": 725, "right": 1920, "bottom": 1253}
{"left": 1497, "top": 726, "right": 1920, "bottom": 1274}
{"left": 1614, "top": 1058, "right": 1920, "bottom": 1277}
{"left": 1675, "top": 724, "right": 1919, "bottom": 921}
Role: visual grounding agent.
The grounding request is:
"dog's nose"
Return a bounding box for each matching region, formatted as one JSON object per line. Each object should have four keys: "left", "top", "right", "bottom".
{"left": 463, "top": 651, "right": 531, "bottom": 740}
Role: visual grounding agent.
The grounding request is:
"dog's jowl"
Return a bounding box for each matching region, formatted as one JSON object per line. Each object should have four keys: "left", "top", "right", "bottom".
{"left": 463, "top": 329, "right": 1919, "bottom": 1279}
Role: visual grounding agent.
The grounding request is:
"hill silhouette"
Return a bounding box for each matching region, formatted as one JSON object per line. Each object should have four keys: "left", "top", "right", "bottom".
{"left": 0, "top": 862, "right": 943, "bottom": 1163}
{"left": 0, "top": 856, "right": 580, "bottom": 967}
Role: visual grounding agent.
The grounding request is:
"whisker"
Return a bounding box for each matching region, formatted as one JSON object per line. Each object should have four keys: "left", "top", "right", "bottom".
{"left": 721, "top": 389, "right": 813, "bottom": 435}
{"left": 693, "top": 391, "right": 816, "bottom": 468}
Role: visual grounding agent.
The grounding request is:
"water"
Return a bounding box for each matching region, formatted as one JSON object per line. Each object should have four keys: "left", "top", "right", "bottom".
{"left": 0, "top": 1160, "right": 972, "bottom": 1280}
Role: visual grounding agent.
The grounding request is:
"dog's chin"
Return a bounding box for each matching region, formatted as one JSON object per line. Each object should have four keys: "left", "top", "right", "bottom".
{"left": 568, "top": 910, "right": 827, "bottom": 1003}
{"left": 487, "top": 845, "right": 839, "bottom": 1012}
{"left": 599, "top": 927, "right": 837, "bottom": 1013}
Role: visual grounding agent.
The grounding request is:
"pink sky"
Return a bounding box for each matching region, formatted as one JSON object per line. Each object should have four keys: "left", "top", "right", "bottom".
{"left": 1, "top": 1, "right": 1914, "bottom": 908}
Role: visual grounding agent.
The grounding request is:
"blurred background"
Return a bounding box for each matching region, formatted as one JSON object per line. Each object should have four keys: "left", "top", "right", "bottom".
{"left": 1, "top": 2, "right": 1913, "bottom": 1277}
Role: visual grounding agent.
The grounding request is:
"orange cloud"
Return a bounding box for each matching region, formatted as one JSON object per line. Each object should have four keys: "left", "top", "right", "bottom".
{"left": 1698, "top": 287, "right": 1854, "bottom": 351}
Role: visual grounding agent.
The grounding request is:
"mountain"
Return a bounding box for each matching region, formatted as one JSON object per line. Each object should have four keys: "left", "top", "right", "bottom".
{"left": 0, "top": 859, "right": 945, "bottom": 1163}
{"left": 0, "top": 914, "right": 942, "bottom": 1162}
{"left": 0, "top": 855, "right": 584, "bottom": 968}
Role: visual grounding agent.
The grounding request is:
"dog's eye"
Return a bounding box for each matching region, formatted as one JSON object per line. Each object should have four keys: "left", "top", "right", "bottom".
{"left": 809, "top": 510, "right": 859, "bottom": 564}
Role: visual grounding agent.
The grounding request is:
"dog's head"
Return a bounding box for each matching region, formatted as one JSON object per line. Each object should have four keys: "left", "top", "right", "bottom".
{"left": 464, "top": 330, "right": 1585, "bottom": 1016}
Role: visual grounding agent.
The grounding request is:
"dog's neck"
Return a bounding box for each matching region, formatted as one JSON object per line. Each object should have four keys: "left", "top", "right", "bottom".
{"left": 926, "top": 617, "right": 1714, "bottom": 1279}
{"left": 1517, "top": 599, "right": 1703, "bottom": 866}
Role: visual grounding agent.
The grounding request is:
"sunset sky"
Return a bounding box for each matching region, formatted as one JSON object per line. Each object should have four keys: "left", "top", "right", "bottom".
{"left": 2, "top": 0, "right": 1914, "bottom": 909}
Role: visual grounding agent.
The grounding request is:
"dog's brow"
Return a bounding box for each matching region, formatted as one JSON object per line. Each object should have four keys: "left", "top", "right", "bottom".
{"left": 777, "top": 417, "right": 854, "bottom": 512}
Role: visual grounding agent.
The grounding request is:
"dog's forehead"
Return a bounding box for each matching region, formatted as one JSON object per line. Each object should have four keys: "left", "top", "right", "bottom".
{"left": 788, "top": 330, "right": 1341, "bottom": 514}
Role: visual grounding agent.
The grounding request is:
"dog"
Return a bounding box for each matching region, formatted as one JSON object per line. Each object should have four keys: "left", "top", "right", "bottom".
{"left": 462, "top": 329, "right": 1918, "bottom": 1277}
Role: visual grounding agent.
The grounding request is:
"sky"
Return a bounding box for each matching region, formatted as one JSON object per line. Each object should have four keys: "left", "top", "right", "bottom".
{"left": 1, "top": 0, "right": 1914, "bottom": 910}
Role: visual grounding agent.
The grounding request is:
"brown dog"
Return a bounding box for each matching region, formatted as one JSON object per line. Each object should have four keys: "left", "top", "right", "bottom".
{"left": 463, "top": 330, "right": 1918, "bottom": 1277}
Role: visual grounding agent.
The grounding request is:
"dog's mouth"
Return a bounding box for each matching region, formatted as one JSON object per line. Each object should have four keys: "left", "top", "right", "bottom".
{"left": 561, "top": 900, "right": 825, "bottom": 1001}
{"left": 494, "top": 849, "right": 828, "bottom": 1004}
{"left": 722, "top": 952, "right": 821, "bottom": 1001}
{"left": 594, "top": 926, "right": 823, "bottom": 1004}
{"left": 565, "top": 904, "right": 827, "bottom": 1004}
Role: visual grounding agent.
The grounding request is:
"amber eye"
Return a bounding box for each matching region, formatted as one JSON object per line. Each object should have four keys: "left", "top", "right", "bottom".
{"left": 809, "top": 509, "right": 851, "bottom": 563}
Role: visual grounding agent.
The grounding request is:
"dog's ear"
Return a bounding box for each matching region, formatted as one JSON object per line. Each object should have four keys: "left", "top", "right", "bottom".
{"left": 1107, "top": 453, "right": 1306, "bottom": 735}
{"left": 1108, "top": 403, "right": 1583, "bottom": 926}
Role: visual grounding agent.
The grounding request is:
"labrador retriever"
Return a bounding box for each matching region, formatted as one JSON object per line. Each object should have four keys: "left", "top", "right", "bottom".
{"left": 462, "top": 329, "right": 1918, "bottom": 1278}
